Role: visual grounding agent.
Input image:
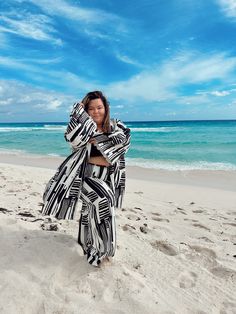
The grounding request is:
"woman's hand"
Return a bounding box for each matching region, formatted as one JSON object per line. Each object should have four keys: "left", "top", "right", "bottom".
{"left": 71, "top": 102, "right": 85, "bottom": 118}
{"left": 89, "top": 138, "right": 96, "bottom": 144}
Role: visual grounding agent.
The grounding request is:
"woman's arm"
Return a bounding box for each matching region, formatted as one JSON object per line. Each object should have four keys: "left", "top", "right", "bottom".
{"left": 64, "top": 102, "right": 97, "bottom": 151}
{"left": 92, "top": 119, "right": 131, "bottom": 165}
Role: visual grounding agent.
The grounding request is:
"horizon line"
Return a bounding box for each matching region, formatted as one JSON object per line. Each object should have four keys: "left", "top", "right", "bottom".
{"left": 0, "top": 119, "right": 236, "bottom": 124}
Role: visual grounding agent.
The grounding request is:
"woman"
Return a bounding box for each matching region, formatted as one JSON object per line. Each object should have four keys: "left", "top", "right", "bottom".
{"left": 41, "top": 91, "right": 131, "bottom": 266}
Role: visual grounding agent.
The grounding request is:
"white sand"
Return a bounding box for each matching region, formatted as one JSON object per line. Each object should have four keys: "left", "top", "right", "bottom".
{"left": 0, "top": 160, "right": 236, "bottom": 314}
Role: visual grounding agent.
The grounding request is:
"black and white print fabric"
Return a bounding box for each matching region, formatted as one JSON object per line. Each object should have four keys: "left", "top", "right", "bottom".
{"left": 78, "top": 163, "right": 116, "bottom": 266}
{"left": 41, "top": 102, "right": 130, "bottom": 260}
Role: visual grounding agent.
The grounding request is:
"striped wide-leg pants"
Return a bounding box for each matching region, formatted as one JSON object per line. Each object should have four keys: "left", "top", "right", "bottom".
{"left": 78, "top": 163, "right": 116, "bottom": 266}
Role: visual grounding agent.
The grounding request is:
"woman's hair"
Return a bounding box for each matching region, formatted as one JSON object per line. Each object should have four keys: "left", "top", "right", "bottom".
{"left": 81, "top": 91, "right": 111, "bottom": 133}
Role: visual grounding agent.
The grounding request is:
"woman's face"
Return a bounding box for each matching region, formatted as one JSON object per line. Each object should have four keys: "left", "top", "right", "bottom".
{"left": 87, "top": 98, "right": 106, "bottom": 125}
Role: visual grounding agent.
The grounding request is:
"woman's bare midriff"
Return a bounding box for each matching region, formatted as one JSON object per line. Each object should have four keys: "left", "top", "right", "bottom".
{"left": 88, "top": 156, "right": 110, "bottom": 167}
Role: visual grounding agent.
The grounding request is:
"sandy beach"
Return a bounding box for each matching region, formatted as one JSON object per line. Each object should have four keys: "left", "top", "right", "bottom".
{"left": 0, "top": 153, "right": 236, "bottom": 314}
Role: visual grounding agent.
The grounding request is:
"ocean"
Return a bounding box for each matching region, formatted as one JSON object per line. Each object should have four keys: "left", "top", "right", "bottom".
{"left": 0, "top": 120, "right": 236, "bottom": 171}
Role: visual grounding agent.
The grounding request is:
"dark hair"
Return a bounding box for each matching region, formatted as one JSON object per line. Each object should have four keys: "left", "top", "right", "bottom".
{"left": 81, "top": 91, "right": 111, "bottom": 133}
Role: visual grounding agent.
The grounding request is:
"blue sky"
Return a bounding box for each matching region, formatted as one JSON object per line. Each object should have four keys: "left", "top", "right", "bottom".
{"left": 1, "top": 0, "right": 236, "bottom": 122}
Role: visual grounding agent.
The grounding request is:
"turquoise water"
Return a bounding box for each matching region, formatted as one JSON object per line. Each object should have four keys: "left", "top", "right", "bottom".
{"left": 0, "top": 120, "right": 236, "bottom": 171}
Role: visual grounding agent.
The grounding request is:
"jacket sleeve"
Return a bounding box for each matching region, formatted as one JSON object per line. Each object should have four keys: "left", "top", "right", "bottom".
{"left": 64, "top": 102, "right": 97, "bottom": 151}
{"left": 92, "top": 119, "right": 131, "bottom": 165}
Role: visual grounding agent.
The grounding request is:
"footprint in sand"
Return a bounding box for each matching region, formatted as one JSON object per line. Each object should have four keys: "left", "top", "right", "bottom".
{"left": 76, "top": 280, "right": 93, "bottom": 295}
{"left": 6, "top": 189, "right": 22, "bottom": 193}
{"left": 210, "top": 266, "right": 236, "bottom": 280}
{"left": 152, "top": 217, "right": 170, "bottom": 222}
{"left": 133, "top": 263, "right": 141, "bottom": 270}
{"left": 185, "top": 245, "right": 217, "bottom": 269}
{"left": 184, "top": 219, "right": 199, "bottom": 222}
{"left": 192, "top": 209, "right": 205, "bottom": 213}
{"left": 227, "top": 211, "right": 236, "bottom": 217}
{"left": 126, "top": 213, "right": 141, "bottom": 221}
{"left": 17, "top": 211, "right": 35, "bottom": 218}
{"left": 192, "top": 223, "right": 210, "bottom": 231}
{"left": 0, "top": 207, "right": 13, "bottom": 214}
{"left": 134, "top": 207, "right": 143, "bottom": 211}
{"left": 176, "top": 207, "right": 187, "bottom": 215}
{"left": 41, "top": 223, "right": 59, "bottom": 231}
{"left": 150, "top": 240, "right": 178, "bottom": 256}
{"left": 220, "top": 301, "right": 236, "bottom": 314}
{"left": 190, "top": 245, "right": 217, "bottom": 257}
{"left": 178, "top": 271, "right": 197, "bottom": 288}
{"left": 223, "top": 222, "right": 236, "bottom": 227}
{"left": 29, "top": 192, "right": 40, "bottom": 196}
{"left": 122, "top": 224, "right": 136, "bottom": 232}
{"left": 140, "top": 224, "right": 148, "bottom": 234}
{"left": 151, "top": 212, "right": 161, "bottom": 216}
{"left": 197, "top": 236, "right": 214, "bottom": 243}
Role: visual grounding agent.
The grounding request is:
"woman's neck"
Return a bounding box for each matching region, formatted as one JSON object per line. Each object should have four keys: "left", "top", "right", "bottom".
{"left": 96, "top": 124, "right": 103, "bottom": 132}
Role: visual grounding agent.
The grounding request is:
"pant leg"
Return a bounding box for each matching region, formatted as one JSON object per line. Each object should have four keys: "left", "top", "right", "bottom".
{"left": 77, "top": 200, "right": 91, "bottom": 255}
{"left": 78, "top": 164, "right": 116, "bottom": 266}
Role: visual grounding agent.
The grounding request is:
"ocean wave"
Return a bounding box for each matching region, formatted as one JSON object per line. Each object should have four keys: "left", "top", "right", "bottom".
{"left": 0, "top": 126, "right": 66, "bottom": 132}
{"left": 0, "top": 127, "right": 33, "bottom": 132}
{"left": 0, "top": 125, "right": 182, "bottom": 133}
{"left": 43, "top": 124, "right": 66, "bottom": 130}
{"left": 0, "top": 148, "right": 63, "bottom": 158}
{"left": 130, "top": 127, "right": 185, "bottom": 132}
{"left": 126, "top": 158, "right": 236, "bottom": 171}
{"left": 47, "top": 153, "right": 61, "bottom": 157}
{"left": 0, "top": 148, "right": 27, "bottom": 155}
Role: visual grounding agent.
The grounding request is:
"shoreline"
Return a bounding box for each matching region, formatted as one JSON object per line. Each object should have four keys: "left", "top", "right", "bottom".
{"left": 0, "top": 151, "right": 235, "bottom": 192}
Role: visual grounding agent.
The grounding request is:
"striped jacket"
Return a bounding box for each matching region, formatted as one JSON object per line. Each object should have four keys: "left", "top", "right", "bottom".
{"left": 41, "top": 102, "right": 131, "bottom": 220}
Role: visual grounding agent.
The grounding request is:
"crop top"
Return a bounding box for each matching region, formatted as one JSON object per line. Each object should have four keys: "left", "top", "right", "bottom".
{"left": 90, "top": 143, "right": 103, "bottom": 157}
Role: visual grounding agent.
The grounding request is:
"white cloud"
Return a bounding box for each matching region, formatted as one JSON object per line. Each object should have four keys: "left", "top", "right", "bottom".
{"left": 0, "top": 55, "right": 100, "bottom": 95}
{"left": 197, "top": 88, "right": 236, "bottom": 96}
{"left": 115, "top": 53, "right": 144, "bottom": 67}
{"left": 0, "top": 55, "right": 62, "bottom": 69}
{"left": 34, "top": 99, "right": 62, "bottom": 111}
{"left": 25, "top": 0, "right": 121, "bottom": 24}
{"left": 210, "top": 90, "right": 230, "bottom": 96}
{"left": 0, "top": 98, "right": 13, "bottom": 106}
{"left": 21, "top": 57, "right": 63, "bottom": 65}
{"left": 218, "top": 0, "right": 236, "bottom": 18}
{"left": 1, "top": 0, "right": 129, "bottom": 61}
{"left": 0, "top": 79, "right": 74, "bottom": 113}
{"left": 114, "top": 105, "right": 124, "bottom": 108}
{"left": 50, "top": 71, "right": 100, "bottom": 93}
{"left": 105, "top": 52, "right": 236, "bottom": 102}
{"left": 2, "top": 50, "right": 236, "bottom": 110}
{"left": 0, "top": 56, "right": 41, "bottom": 72}
{"left": 83, "top": 29, "right": 112, "bottom": 40}
{"left": 19, "top": 0, "right": 128, "bottom": 42}
{"left": 0, "top": 13, "right": 62, "bottom": 45}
